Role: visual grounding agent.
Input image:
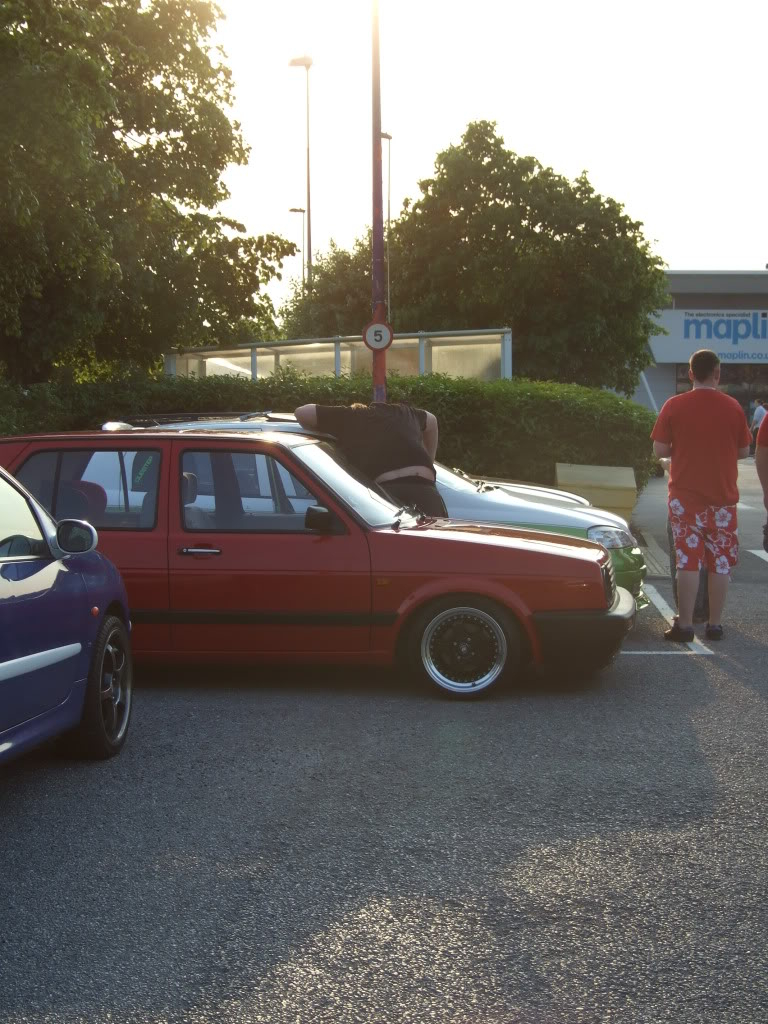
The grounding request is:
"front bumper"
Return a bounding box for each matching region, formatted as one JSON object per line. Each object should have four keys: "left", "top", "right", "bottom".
{"left": 532, "top": 586, "right": 636, "bottom": 670}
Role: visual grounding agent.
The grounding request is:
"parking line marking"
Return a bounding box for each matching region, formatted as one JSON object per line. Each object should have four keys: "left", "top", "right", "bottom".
{"left": 620, "top": 650, "right": 709, "bottom": 655}
{"left": 737, "top": 502, "right": 754, "bottom": 510}
{"left": 642, "top": 583, "right": 715, "bottom": 656}
{"left": 748, "top": 549, "right": 768, "bottom": 564}
{"left": 644, "top": 582, "right": 677, "bottom": 621}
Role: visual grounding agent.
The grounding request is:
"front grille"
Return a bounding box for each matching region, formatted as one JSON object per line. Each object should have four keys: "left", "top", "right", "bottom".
{"left": 602, "top": 560, "right": 616, "bottom": 606}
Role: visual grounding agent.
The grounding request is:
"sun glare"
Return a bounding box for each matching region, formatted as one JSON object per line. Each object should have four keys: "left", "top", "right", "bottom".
{"left": 210, "top": 0, "right": 768, "bottom": 308}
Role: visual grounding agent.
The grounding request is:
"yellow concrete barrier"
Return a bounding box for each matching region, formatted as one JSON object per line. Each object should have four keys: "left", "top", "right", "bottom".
{"left": 555, "top": 463, "right": 637, "bottom": 521}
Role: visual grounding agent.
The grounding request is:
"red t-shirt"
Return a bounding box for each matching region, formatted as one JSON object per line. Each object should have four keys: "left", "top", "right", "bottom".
{"left": 651, "top": 389, "right": 751, "bottom": 508}
{"left": 757, "top": 414, "right": 768, "bottom": 448}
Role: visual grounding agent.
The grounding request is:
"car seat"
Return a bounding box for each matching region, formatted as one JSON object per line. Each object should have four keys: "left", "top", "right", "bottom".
{"left": 135, "top": 454, "right": 161, "bottom": 528}
{"left": 182, "top": 471, "right": 210, "bottom": 530}
{"left": 55, "top": 485, "right": 89, "bottom": 521}
{"left": 139, "top": 490, "right": 157, "bottom": 528}
{"left": 73, "top": 481, "right": 108, "bottom": 526}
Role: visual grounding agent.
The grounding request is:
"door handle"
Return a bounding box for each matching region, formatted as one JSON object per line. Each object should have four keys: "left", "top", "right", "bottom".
{"left": 179, "top": 547, "right": 222, "bottom": 556}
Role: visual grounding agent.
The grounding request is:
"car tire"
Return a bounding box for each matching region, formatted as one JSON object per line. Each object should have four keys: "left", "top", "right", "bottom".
{"left": 406, "top": 597, "right": 520, "bottom": 698}
{"left": 70, "top": 615, "right": 133, "bottom": 759}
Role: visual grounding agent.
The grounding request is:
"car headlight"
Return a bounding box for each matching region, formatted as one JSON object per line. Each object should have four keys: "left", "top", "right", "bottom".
{"left": 587, "top": 525, "right": 636, "bottom": 549}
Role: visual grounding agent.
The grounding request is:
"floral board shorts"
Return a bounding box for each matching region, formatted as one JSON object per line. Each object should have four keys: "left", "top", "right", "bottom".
{"left": 668, "top": 499, "right": 739, "bottom": 574}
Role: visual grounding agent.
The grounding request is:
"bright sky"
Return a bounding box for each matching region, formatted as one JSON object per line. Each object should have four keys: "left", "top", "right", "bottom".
{"left": 214, "top": 0, "right": 768, "bottom": 310}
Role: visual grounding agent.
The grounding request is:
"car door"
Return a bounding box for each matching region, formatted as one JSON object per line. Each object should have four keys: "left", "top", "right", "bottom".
{"left": 13, "top": 444, "right": 171, "bottom": 654}
{"left": 0, "top": 473, "right": 88, "bottom": 733}
{"left": 167, "top": 440, "right": 372, "bottom": 655}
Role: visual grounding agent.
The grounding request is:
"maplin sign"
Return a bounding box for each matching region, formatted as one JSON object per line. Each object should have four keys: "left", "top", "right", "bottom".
{"left": 650, "top": 310, "right": 768, "bottom": 363}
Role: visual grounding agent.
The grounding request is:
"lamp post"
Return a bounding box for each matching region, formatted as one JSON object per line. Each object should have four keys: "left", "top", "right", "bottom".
{"left": 370, "top": 0, "right": 387, "bottom": 401}
{"left": 381, "top": 131, "right": 392, "bottom": 321}
{"left": 288, "top": 207, "right": 305, "bottom": 287}
{"left": 289, "top": 55, "right": 312, "bottom": 295}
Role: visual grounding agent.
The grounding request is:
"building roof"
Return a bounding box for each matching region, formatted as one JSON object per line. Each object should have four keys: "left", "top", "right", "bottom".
{"left": 666, "top": 270, "right": 768, "bottom": 295}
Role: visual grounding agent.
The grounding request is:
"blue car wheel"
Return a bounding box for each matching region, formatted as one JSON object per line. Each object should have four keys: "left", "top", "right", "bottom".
{"left": 70, "top": 615, "right": 133, "bottom": 759}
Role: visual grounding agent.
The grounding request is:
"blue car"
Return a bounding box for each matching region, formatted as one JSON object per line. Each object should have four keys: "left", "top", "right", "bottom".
{"left": 0, "top": 466, "right": 133, "bottom": 765}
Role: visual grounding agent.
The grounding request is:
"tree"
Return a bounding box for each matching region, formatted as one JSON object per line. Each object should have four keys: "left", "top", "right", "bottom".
{"left": 280, "top": 236, "right": 372, "bottom": 340}
{"left": 0, "top": 0, "right": 294, "bottom": 385}
{"left": 280, "top": 121, "right": 668, "bottom": 395}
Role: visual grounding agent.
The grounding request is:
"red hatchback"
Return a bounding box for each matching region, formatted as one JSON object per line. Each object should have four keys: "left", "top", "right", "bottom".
{"left": 0, "top": 430, "right": 635, "bottom": 697}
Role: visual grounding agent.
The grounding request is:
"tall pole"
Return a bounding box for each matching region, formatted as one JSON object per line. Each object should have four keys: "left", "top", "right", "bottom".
{"left": 289, "top": 207, "right": 305, "bottom": 287}
{"left": 384, "top": 132, "right": 391, "bottom": 321}
{"left": 371, "top": 0, "right": 387, "bottom": 401}
{"left": 304, "top": 65, "right": 312, "bottom": 295}
{"left": 289, "top": 56, "right": 313, "bottom": 314}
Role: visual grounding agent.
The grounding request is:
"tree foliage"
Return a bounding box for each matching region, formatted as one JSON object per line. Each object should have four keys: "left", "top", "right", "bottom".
{"left": 0, "top": 368, "right": 658, "bottom": 490}
{"left": 281, "top": 121, "right": 668, "bottom": 394}
{"left": 280, "top": 236, "right": 372, "bottom": 340}
{"left": 0, "top": 0, "right": 294, "bottom": 385}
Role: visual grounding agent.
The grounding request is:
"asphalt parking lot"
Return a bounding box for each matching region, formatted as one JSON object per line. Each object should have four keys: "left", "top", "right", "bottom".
{"left": 2, "top": 465, "right": 767, "bottom": 1023}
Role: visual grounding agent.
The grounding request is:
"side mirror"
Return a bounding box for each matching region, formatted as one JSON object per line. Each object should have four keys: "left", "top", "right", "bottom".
{"left": 304, "top": 505, "right": 338, "bottom": 534}
{"left": 56, "top": 519, "right": 98, "bottom": 554}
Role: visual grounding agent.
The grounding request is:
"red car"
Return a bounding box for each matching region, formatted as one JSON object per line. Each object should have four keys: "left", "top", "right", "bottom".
{"left": 0, "top": 430, "right": 635, "bottom": 697}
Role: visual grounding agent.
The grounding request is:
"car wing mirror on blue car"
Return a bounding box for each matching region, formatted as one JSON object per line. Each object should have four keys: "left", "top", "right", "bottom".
{"left": 55, "top": 520, "right": 98, "bottom": 555}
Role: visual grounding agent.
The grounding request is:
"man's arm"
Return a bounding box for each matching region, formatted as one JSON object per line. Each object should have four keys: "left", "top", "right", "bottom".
{"left": 756, "top": 444, "right": 768, "bottom": 512}
{"left": 650, "top": 402, "right": 671, "bottom": 459}
{"left": 294, "top": 404, "right": 319, "bottom": 430}
{"left": 757, "top": 416, "right": 768, "bottom": 513}
{"left": 422, "top": 412, "right": 438, "bottom": 460}
{"left": 738, "top": 446, "right": 751, "bottom": 460}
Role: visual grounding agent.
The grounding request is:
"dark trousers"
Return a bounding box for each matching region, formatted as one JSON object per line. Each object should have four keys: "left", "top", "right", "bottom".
{"left": 382, "top": 477, "right": 448, "bottom": 517}
{"left": 667, "top": 517, "right": 709, "bottom": 622}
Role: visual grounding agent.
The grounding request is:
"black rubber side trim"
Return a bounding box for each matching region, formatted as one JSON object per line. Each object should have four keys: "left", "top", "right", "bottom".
{"left": 132, "top": 609, "right": 398, "bottom": 627}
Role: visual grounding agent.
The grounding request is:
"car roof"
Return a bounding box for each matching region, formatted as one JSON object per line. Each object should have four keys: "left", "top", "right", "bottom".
{"left": 1, "top": 427, "right": 320, "bottom": 448}
{"left": 100, "top": 412, "right": 325, "bottom": 436}
{"left": 102, "top": 411, "right": 302, "bottom": 428}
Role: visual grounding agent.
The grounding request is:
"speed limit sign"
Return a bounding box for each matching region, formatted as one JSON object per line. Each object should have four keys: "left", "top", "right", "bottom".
{"left": 362, "top": 320, "right": 393, "bottom": 351}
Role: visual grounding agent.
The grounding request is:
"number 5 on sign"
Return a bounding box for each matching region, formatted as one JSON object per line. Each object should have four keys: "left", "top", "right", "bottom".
{"left": 363, "top": 320, "right": 393, "bottom": 351}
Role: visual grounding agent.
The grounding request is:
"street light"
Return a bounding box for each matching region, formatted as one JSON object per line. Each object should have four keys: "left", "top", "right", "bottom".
{"left": 370, "top": 0, "right": 387, "bottom": 401}
{"left": 289, "top": 207, "right": 305, "bottom": 287}
{"left": 381, "top": 131, "right": 392, "bottom": 322}
{"left": 289, "top": 55, "right": 312, "bottom": 295}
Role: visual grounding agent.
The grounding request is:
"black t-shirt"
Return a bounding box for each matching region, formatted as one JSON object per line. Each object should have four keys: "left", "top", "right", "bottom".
{"left": 315, "top": 403, "right": 434, "bottom": 481}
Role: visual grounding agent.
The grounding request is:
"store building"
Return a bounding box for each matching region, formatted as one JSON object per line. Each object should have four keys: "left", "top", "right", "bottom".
{"left": 635, "top": 270, "right": 768, "bottom": 416}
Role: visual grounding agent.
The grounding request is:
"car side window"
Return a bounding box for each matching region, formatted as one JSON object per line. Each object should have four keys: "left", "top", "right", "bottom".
{"left": 180, "top": 451, "right": 320, "bottom": 532}
{"left": 0, "top": 476, "right": 47, "bottom": 559}
{"left": 16, "top": 449, "right": 161, "bottom": 530}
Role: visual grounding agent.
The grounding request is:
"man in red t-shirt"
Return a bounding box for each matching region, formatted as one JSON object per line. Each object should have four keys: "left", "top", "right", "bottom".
{"left": 651, "top": 349, "right": 751, "bottom": 642}
{"left": 755, "top": 413, "right": 768, "bottom": 552}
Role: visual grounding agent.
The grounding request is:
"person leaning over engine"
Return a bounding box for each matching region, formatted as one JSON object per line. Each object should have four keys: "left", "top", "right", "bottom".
{"left": 294, "top": 401, "right": 448, "bottom": 517}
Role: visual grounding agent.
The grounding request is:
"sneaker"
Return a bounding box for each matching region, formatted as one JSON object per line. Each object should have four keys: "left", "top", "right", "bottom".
{"left": 664, "top": 622, "right": 694, "bottom": 643}
{"left": 705, "top": 623, "right": 723, "bottom": 641}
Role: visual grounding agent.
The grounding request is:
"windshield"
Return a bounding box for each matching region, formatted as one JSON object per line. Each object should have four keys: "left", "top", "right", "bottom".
{"left": 291, "top": 440, "right": 412, "bottom": 527}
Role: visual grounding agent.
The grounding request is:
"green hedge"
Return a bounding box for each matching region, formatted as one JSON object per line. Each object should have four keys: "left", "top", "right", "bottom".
{"left": 0, "top": 369, "right": 657, "bottom": 490}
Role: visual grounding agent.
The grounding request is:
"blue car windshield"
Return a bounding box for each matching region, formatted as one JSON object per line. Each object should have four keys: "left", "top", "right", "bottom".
{"left": 291, "top": 440, "right": 412, "bottom": 527}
